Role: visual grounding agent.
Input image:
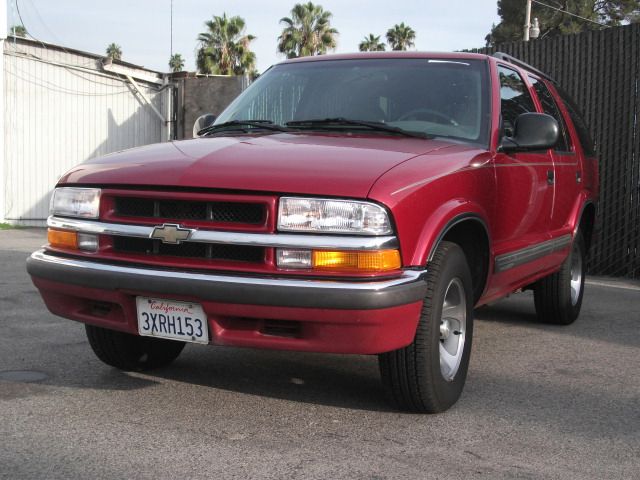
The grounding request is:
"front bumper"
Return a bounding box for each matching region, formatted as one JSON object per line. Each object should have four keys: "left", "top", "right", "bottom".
{"left": 27, "top": 250, "right": 428, "bottom": 354}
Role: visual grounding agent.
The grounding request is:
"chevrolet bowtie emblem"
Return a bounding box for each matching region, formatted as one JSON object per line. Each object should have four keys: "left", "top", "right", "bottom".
{"left": 150, "top": 224, "right": 194, "bottom": 244}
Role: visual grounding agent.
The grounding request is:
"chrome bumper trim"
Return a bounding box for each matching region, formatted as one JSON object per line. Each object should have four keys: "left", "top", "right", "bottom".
{"left": 27, "top": 250, "right": 427, "bottom": 310}
{"left": 47, "top": 216, "right": 398, "bottom": 251}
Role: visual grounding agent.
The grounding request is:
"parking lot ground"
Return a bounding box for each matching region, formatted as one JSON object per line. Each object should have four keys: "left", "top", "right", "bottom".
{"left": 1, "top": 228, "right": 639, "bottom": 479}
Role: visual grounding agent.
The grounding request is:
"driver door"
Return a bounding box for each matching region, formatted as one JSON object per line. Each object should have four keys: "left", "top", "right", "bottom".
{"left": 490, "top": 65, "right": 555, "bottom": 284}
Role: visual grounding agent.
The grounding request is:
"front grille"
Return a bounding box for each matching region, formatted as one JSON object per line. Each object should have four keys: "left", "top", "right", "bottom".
{"left": 114, "top": 197, "right": 265, "bottom": 224}
{"left": 113, "top": 236, "right": 264, "bottom": 263}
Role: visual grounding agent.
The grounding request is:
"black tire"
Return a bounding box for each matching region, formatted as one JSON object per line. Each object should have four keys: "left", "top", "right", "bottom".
{"left": 85, "top": 324, "right": 185, "bottom": 371}
{"left": 533, "top": 231, "right": 586, "bottom": 325}
{"left": 378, "top": 241, "right": 474, "bottom": 413}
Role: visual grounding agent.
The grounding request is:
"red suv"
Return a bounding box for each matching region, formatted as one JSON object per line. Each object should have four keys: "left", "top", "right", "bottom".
{"left": 27, "top": 52, "right": 598, "bottom": 412}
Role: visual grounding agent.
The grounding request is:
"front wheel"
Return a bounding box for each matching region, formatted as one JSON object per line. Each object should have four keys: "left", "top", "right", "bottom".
{"left": 378, "top": 241, "right": 474, "bottom": 413}
{"left": 533, "top": 231, "right": 586, "bottom": 325}
{"left": 85, "top": 325, "right": 185, "bottom": 371}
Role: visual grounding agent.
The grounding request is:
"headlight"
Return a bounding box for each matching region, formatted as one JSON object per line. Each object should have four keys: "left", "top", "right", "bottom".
{"left": 278, "top": 197, "right": 392, "bottom": 235}
{"left": 50, "top": 187, "right": 101, "bottom": 218}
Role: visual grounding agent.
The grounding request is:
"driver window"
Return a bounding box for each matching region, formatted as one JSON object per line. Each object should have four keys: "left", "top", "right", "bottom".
{"left": 498, "top": 65, "right": 536, "bottom": 137}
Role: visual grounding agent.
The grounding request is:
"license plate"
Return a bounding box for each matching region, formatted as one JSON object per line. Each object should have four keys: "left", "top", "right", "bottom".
{"left": 136, "top": 297, "right": 209, "bottom": 344}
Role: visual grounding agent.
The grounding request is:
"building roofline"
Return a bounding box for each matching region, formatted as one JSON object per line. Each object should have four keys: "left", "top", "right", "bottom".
{"left": 6, "top": 35, "right": 164, "bottom": 75}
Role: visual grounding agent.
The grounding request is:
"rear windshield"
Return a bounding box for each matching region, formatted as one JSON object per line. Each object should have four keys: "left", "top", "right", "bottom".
{"left": 216, "top": 58, "right": 491, "bottom": 146}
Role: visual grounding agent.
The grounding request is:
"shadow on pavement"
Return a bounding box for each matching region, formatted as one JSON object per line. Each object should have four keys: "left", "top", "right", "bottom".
{"left": 149, "top": 346, "right": 394, "bottom": 412}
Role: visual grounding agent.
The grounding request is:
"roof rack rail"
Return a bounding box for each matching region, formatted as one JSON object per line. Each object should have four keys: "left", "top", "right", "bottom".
{"left": 492, "top": 52, "right": 556, "bottom": 84}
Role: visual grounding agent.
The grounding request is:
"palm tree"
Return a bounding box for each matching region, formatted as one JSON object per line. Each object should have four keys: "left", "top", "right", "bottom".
{"left": 386, "top": 23, "right": 416, "bottom": 51}
{"left": 359, "top": 34, "right": 385, "bottom": 52}
{"left": 196, "top": 14, "right": 256, "bottom": 75}
{"left": 169, "top": 53, "right": 185, "bottom": 72}
{"left": 10, "top": 25, "right": 27, "bottom": 37}
{"left": 106, "top": 43, "right": 122, "bottom": 60}
{"left": 277, "top": 2, "right": 338, "bottom": 58}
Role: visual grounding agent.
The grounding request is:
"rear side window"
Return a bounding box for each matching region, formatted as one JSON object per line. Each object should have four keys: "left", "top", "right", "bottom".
{"left": 529, "top": 76, "right": 572, "bottom": 153}
{"left": 556, "top": 87, "right": 596, "bottom": 156}
{"left": 498, "top": 65, "right": 536, "bottom": 137}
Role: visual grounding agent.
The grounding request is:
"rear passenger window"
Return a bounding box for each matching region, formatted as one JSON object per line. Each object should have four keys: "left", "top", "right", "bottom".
{"left": 557, "top": 88, "right": 596, "bottom": 157}
{"left": 529, "top": 76, "right": 572, "bottom": 153}
{"left": 498, "top": 66, "right": 536, "bottom": 137}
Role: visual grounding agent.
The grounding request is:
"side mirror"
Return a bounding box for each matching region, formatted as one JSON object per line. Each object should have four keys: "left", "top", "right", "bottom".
{"left": 192, "top": 114, "right": 217, "bottom": 138}
{"left": 499, "top": 113, "right": 559, "bottom": 153}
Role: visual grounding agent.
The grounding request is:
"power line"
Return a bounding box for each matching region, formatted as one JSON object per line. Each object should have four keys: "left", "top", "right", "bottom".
{"left": 4, "top": 46, "right": 156, "bottom": 88}
{"left": 13, "top": 0, "right": 94, "bottom": 66}
{"left": 25, "top": 0, "right": 67, "bottom": 44}
{"left": 15, "top": 0, "right": 27, "bottom": 31}
{"left": 5, "top": 69, "right": 132, "bottom": 96}
{"left": 10, "top": 0, "right": 148, "bottom": 89}
{"left": 532, "top": 0, "right": 610, "bottom": 28}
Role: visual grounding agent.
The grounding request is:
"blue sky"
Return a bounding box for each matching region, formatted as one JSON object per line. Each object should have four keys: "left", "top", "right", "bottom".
{"left": 6, "top": 0, "right": 501, "bottom": 73}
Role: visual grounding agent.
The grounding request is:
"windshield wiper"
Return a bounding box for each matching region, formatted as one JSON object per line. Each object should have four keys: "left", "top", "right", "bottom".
{"left": 198, "top": 120, "right": 292, "bottom": 136}
{"left": 286, "top": 117, "right": 432, "bottom": 139}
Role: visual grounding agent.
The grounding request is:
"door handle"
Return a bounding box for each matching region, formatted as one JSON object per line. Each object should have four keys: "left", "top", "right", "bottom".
{"left": 547, "top": 170, "right": 555, "bottom": 185}
{"left": 576, "top": 171, "right": 582, "bottom": 184}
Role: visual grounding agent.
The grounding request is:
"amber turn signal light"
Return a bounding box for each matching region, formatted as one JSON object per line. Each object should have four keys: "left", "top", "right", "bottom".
{"left": 312, "top": 249, "right": 401, "bottom": 272}
{"left": 47, "top": 229, "right": 77, "bottom": 249}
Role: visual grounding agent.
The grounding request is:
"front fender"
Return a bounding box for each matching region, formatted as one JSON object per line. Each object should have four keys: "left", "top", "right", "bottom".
{"left": 368, "top": 151, "right": 495, "bottom": 268}
{"left": 411, "top": 201, "right": 491, "bottom": 267}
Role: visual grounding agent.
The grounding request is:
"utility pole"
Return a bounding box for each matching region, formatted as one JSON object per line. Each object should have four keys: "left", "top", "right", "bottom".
{"left": 524, "top": 0, "right": 532, "bottom": 41}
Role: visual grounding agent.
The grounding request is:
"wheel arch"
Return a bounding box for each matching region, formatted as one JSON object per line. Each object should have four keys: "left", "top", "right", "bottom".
{"left": 426, "top": 213, "right": 491, "bottom": 305}
{"left": 575, "top": 200, "right": 597, "bottom": 253}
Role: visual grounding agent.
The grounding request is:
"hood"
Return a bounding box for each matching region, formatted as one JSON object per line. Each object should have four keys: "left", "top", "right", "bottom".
{"left": 59, "top": 133, "right": 456, "bottom": 198}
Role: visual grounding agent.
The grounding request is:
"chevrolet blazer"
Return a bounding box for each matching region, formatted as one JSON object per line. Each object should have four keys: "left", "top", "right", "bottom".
{"left": 27, "top": 52, "right": 598, "bottom": 412}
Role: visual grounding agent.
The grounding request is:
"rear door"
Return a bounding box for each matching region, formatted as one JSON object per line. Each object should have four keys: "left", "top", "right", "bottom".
{"left": 529, "top": 76, "right": 580, "bottom": 237}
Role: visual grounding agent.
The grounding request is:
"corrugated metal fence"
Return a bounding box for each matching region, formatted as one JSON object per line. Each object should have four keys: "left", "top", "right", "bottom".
{"left": 472, "top": 23, "right": 640, "bottom": 279}
{"left": 2, "top": 37, "right": 169, "bottom": 225}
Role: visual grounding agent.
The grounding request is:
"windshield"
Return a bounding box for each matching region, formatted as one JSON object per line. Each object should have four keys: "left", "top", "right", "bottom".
{"left": 216, "top": 58, "right": 491, "bottom": 145}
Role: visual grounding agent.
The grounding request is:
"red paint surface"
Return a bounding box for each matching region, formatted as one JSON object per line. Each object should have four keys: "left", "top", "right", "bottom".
{"left": 60, "top": 135, "right": 452, "bottom": 199}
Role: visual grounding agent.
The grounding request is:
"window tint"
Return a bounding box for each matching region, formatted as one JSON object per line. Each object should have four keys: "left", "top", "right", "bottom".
{"left": 498, "top": 65, "right": 536, "bottom": 137}
{"left": 556, "top": 87, "right": 596, "bottom": 156}
{"left": 529, "top": 77, "right": 572, "bottom": 152}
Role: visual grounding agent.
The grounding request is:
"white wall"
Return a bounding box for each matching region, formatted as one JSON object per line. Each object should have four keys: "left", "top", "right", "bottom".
{"left": 2, "top": 38, "right": 170, "bottom": 225}
{"left": 0, "top": 0, "right": 6, "bottom": 223}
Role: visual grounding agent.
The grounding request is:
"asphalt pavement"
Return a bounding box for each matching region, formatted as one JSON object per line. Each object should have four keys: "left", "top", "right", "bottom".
{"left": 1, "top": 228, "right": 638, "bottom": 479}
